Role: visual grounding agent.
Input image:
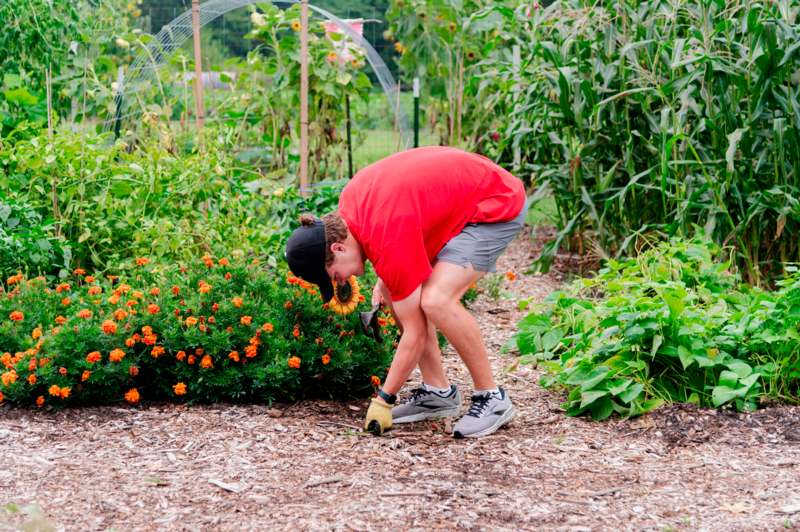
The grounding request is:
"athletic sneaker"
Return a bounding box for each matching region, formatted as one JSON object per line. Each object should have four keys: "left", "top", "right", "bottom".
{"left": 392, "top": 384, "right": 462, "bottom": 424}
{"left": 453, "top": 387, "right": 516, "bottom": 439}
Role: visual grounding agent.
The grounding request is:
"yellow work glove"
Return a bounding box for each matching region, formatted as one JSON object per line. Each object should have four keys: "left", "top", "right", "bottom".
{"left": 364, "top": 396, "right": 393, "bottom": 435}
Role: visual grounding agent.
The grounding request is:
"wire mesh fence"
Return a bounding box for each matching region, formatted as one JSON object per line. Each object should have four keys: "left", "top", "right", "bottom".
{"left": 125, "top": 1, "right": 435, "bottom": 179}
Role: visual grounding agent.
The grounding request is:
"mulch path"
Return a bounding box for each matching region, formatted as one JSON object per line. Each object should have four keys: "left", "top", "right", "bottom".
{"left": 2, "top": 227, "right": 799, "bottom": 531}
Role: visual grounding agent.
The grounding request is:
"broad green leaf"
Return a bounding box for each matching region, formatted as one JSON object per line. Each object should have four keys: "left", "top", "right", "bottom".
{"left": 678, "top": 345, "right": 694, "bottom": 369}
{"left": 580, "top": 389, "right": 608, "bottom": 409}
{"left": 712, "top": 385, "right": 742, "bottom": 407}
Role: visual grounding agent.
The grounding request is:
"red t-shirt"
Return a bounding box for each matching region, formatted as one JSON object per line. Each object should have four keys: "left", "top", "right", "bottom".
{"left": 338, "top": 146, "right": 525, "bottom": 301}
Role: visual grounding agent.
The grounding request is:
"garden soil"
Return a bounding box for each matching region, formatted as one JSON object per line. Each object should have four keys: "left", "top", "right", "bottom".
{"left": 1, "top": 228, "right": 799, "bottom": 531}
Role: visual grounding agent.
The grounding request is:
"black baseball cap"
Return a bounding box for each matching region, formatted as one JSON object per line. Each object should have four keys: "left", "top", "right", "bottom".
{"left": 285, "top": 218, "right": 334, "bottom": 302}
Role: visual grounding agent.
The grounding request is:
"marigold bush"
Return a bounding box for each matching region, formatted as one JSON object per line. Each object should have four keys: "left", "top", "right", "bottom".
{"left": 0, "top": 256, "right": 396, "bottom": 407}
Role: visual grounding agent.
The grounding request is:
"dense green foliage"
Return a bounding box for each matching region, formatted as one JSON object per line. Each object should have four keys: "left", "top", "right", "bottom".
{"left": 516, "top": 237, "right": 800, "bottom": 419}
{"left": 0, "top": 199, "right": 71, "bottom": 279}
{"left": 0, "top": 130, "right": 342, "bottom": 276}
{"left": 0, "top": 257, "right": 394, "bottom": 406}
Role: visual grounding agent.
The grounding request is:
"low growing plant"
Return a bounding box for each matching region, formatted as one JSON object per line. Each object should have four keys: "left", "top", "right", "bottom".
{"left": 0, "top": 254, "right": 396, "bottom": 407}
{"left": 515, "top": 236, "right": 800, "bottom": 420}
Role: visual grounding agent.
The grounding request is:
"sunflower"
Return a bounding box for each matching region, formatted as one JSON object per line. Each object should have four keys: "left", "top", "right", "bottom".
{"left": 328, "top": 276, "right": 360, "bottom": 315}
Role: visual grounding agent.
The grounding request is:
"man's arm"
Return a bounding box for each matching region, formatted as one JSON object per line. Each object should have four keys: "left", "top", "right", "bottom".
{"left": 379, "top": 286, "right": 426, "bottom": 395}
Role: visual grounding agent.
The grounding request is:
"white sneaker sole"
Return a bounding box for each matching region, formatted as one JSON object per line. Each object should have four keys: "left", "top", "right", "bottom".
{"left": 393, "top": 405, "right": 462, "bottom": 424}
{"left": 453, "top": 404, "right": 517, "bottom": 438}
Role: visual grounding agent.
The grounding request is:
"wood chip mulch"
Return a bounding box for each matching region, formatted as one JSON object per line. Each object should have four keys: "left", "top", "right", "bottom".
{"left": 1, "top": 227, "right": 799, "bottom": 531}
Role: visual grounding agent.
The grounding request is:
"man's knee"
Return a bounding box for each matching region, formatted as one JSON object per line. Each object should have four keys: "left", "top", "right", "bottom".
{"left": 420, "top": 286, "right": 453, "bottom": 317}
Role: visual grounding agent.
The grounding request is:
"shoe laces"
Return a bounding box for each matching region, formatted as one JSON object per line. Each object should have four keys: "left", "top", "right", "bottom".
{"left": 401, "top": 387, "right": 429, "bottom": 405}
{"left": 465, "top": 393, "right": 493, "bottom": 418}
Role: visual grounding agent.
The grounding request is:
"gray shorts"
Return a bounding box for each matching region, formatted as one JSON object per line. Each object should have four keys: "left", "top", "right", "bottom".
{"left": 436, "top": 199, "right": 529, "bottom": 273}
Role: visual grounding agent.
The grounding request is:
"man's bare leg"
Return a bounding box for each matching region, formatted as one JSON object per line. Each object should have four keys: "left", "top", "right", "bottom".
{"left": 419, "top": 262, "right": 492, "bottom": 390}
{"left": 379, "top": 283, "right": 448, "bottom": 389}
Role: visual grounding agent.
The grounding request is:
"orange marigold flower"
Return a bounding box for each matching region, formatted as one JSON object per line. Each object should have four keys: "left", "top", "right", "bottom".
{"left": 198, "top": 324, "right": 207, "bottom": 333}
{"left": 176, "top": 350, "right": 186, "bottom": 362}
{"left": 198, "top": 283, "right": 211, "bottom": 294}
{"left": 31, "top": 327, "right": 42, "bottom": 340}
{"left": 124, "top": 388, "right": 140, "bottom": 404}
{"left": 102, "top": 320, "right": 117, "bottom": 334}
{"left": 505, "top": 270, "right": 517, "bottom": 281}
{"left": 370, "top": 375, "right": 381, "bottom": 387}
{"left": 86, "top": 350, "right": 101, "bottom": 363}
{"left": 202, "top": 255, "right": 214, "bottom": 268}
{"left": 218, "top": 258, "right": 229, "bottom": 266}
{"left": 288, "top": 356, "right": 301, "bottom": 369}
{"left": 232, "top": 297, "right": 243, "bottom": 308}
{"left": 142, "top": 334, "right": 157, "bottom": 346}
{"left": 117, "top": 283, "right": 131, "bottom": 294}
{"left": 1, "top": 370, "right": 18, "bottom": 386}
{"left": 36, "top": 395, "right": 44, "bottom": 407}
{"left": 171, "top": 286, "right": 180, "bottom": 296}
{"left": 293, "top": 326, "right": 301, "bottom": 338}
{"left": 55, "top": 315, "right": 67, "bottom": 325}
{"left": 28, "top": 358, "right": 37, "bottom": 371}
{"left": 135, "top": 257, "right": 150, "bottom": 266}
{"left": 211, "top": 303, "right": 219, "bottom": 313}
{"left": 185, "top": 316, "right": 198, "bottom": 327}
{"left": 59, "top": 387, "right": 71, "bottom": 399}
{"left": 148, "top": 304, "right": 160, "bottom": 315}
{"left": 88, "top": 286, "right": 102, "bottom": 295}
{"left": 59, "top": 367, "right": 67, "bottom": 376}
{"left": 39, "top": 358, "right": 50, "bottom": 367}
{"left": 48, "top": 384, "right": 61, "bottom": 397}
{"left": 125, "top": 337, "right": 136, "bottom": 347}
{"left": 108, "top": 294, "right": 120, "bottom": 305}
{"left": 77, "top": 309, "right": 92, "bottom": 319}
{"left": 73, "top": 268, "right": 86, "bottom": 275}
{"left": 109, "top": 348, "right": 125, "bottom": 363}
{"left": 141, "top": 326, "right": 153, "bottom": 336}
{"left": 149, "top": 287, "right": 160, "bottom": 296}
{"left": 126, "top": 300, "right": 137, "bottom": 308}
{"left": 85, "top": 275, "right": 95, "bottom": 283}
{"left": 114, "top": 309, "right": 128, "bottom": 321}
{"left": 195, "top": 348, "right": 204, "bottom": 356}
{"left": 208, "top": 316, "right": 216, "bottom": 324}
{"left": 129, "top": 366, "right": 139, "bottom": 377}
{"left": 151, "top": 346, "right": 165, "bottom": 358}
{"left": 81, "top": 370, "right": 91, "bottom": 382}
{"left": 228, "top": 351, "right": 240, "bottom": 362}
{"left": 244, "top": 345, "right": 257, "bottom": 358}
{"left": 173, "top": 382, "right": 187, "bottom": 396}
{"left": 9, "top": 311, "right": 23, "bottom": 321}
{"left": 56, "top": 283, "right": 70, "bottom": 293}
{"left": 241, "top": 316, "right": 252, "bottom": 326}
{"left": 224, "top": 272, "right": 232, "bottom": 281}
{"left": 284, "top": 301, "right": 293, "bottom": 310}
{"left": 27, "top": 374, "right": 37, "bottom": 385}
{"left": 187, "top": 355, "right": 196, "bottom": 365}
{"left": 262, "top": 323, "right": 274, "bottom": 333}
{"left": 131, "top": 290, "right": 144, "bottom": 300}
{"left": 321, "top": 354, "right": 331, "bottom": 365}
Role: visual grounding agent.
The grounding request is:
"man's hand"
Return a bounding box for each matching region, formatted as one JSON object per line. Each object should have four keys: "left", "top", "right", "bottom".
{"left": 364, "top": 396, "right": 392, "bottom": 435}
{"left": 371, "top": 279, "right": 385, "bottom": 307}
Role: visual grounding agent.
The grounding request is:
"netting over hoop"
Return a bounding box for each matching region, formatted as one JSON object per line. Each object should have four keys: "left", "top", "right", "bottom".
{"left": 101, "top": 0, "right": 412, "bottom": 149}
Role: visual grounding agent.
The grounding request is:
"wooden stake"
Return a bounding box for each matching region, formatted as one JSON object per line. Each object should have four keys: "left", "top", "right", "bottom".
{"left": 299, "top": 0, "right": 309, "bottom": 197}
{"left": 191, "top": 0, "right": 205, "bottom": 147}
{"left": 45, "top": 66, "right": 61, "bottom": 237}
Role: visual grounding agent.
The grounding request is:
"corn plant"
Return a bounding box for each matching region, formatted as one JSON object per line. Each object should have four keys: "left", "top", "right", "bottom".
{"left": 496, "top": 0, "right": 800, "bottom": 284}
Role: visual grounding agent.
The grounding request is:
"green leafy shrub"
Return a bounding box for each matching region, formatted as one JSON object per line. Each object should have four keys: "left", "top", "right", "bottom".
{"left": 0, "top": 199, "right": 71, "bottom": 279}
{"left": 0, "top": 255, "right": 395, "bottom": 407}
{"left": 515, "top": 236, "right": 800, "bottom": 420}
{"left": 0, "top": 131, "right": 345, "bottom": 271}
